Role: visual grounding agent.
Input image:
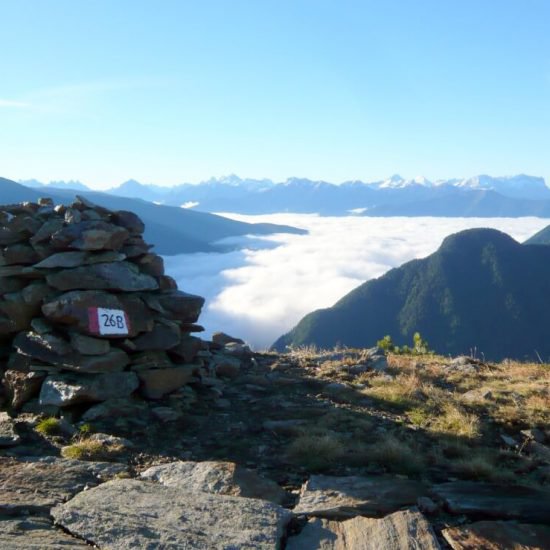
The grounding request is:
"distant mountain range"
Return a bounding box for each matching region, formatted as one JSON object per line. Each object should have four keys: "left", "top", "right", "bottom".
{"left": 1, "top": 178, "right": 305, "bottom": 255}
{"left": 272, "top": 227, "right": 550, "bottom": 361}
{"left": 23, "top": 174, "right": 550, "bottom": 217}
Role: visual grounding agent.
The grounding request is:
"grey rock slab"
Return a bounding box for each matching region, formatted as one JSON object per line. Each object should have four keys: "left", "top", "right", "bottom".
{"left": 432, "top": 481, "right": 550, "bottom": 523}
{"left": 155, "top": 290, "right": 205, "bottom": 323}
{"left": 34, "top": 250, "right": 126, "bottom": 268}
{"left": 29, "top": 218, "right": 64, "bottom": 245}
{"left": 212, "top": 353, "right": 242, "bottom": 379}
{"left": 212, "top": 331, "right": 245, "bottom": 345}
{"left": 132, "top": 320, "right": 181, "bottom": 350}
{"left": 168, "top": 335, "right": 202, "bottom": 362}
{"left": 0, "top": 299, "right": 38, "bottom": 333}
{"left": 0, "top": 412, "right": 21, "bottom": 447}
{"left": 3, "top": 243, "right": 39, "bottom": 265}
{"left": 14, "top": 330, "right": 73, "bottom": 360}
{"left": 141, "top": 460, "right": 287, "bottom": 504}
{"left": 0, "top": 516, "right": 90, "bottom": 549}
{"left": 0, "top": 276, "right": 26, "bottom": 295}
{"left": 0, "top": 265, "right": 41, "bottom": 278}
{"left": 73, "top": 348, "right": 129, "bottom": 373}
{"left": 286, "top": 508, "right": 441, "bottom": 550}
{"left": 294, "top": 475, "right": 427, "bottom": 519}
{"left": 40, "top": 372, "right": 139, "bottom": 406}
{"left": 135, "top": 253, "right": 165, "bottom": 277}
{"left": 111, "top": 210, "right": 145, "bottom": 235}
{"left": 14, "top": 331, "right": 128, "bottom": 372}
{"left": 46, "top": 261, "right": 158, "bottom": 292}
{"left": 52, "top": 478, "right": 292, "bottom": 549}
{"left": 70, "top": 332, "right": 111, "bottom": 355}
{"left": 442, "top": 520, "right": 550, "bottom": 550}
{"left": 129, "top": 350, "right": 173, "bottom": 370}
{"left": 137, "top": 365, "right": 195, "bottom": 399}
{"left": 0, "top": 456, "right": 126, "bottom": 515}
{"left": 527, "top": 440, "right": 550, "bottom": 464}
{"left": 82, "top": 397, "right": 150, "bottom": 421}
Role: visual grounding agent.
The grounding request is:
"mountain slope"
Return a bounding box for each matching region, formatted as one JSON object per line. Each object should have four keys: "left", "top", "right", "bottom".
{"left": 365, "top": 189, "right": 550, "bottom": 217}
{"left": 273, "top": 228, "right": 550, "bottom": 361}
{"left": 19, "top": 179, "right": 90, "bottom": 192}
{"left": 524, "top": 224, "right": 550, "bottom": 246}
{"left": 0, "top": 177, "right": 45, "bottom": 203}
{"left": 1, "top": 178, "right": 305, "bottom": 255}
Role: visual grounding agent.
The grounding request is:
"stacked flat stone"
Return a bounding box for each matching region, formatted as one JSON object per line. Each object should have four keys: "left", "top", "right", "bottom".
{"left": 0, "top": 196, "right": 205, "bottom": 411}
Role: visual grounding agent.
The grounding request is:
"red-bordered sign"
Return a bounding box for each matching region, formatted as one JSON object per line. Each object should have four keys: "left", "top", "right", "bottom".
{"left": 88, "top": 307, "right": 130, "bottom": 336}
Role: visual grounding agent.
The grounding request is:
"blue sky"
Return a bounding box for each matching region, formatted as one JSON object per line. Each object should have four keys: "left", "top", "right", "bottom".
{"left": 1, "top": 0, "right": 549, "bottom": 189}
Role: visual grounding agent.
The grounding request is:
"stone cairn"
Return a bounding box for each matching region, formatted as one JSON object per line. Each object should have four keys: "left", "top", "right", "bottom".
{"left": 0, "top": 196, "right": 237, "bottom": 416}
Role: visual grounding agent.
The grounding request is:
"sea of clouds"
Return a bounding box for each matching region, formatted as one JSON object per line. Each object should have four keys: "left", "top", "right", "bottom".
{"left": 163, "top": 214, "right": 549, "bottom": 350}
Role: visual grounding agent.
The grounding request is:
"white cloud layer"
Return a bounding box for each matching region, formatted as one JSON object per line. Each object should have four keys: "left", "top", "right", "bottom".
{"left": 163, "top": 215, "right": 549, "bottom": 350}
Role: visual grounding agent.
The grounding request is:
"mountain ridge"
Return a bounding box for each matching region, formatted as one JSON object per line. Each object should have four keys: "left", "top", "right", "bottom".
{"left": 272, "top": 227, "right": 550, "bottom": 361}
{"left": 1, "top": 177, "right": 305, "bottom": 255}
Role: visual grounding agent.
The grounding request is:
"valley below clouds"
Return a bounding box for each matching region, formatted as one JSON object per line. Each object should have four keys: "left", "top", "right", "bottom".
{"left": 163, "top": 214, "right": 549, "bottom": 350}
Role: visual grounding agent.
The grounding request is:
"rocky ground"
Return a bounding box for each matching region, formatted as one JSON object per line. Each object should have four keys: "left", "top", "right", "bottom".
{"left": 1, "top": 346, "right": 550, "bottom": 549}
{"left": 1, "top": 198, "right": 549, "bottom": 547}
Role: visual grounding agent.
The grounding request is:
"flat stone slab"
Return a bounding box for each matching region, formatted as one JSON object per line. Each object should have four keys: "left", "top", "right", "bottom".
{"left": 0, "top": 456, "right": 127, "bottom": 515}
{"left": 432, "top": 481, "right": 550, "bottom": 523}
{"left": 0, "top": 516, "right": 89, "bottom": 548}
{"left": 293, "top": 475, "right": 426, "bottom": 519}
{"left": 40, "top": 371, "right": 139, "bottom": 406}
{"left": 0, "top": 412, "right": 21, "bottom": 447}
{"left": 442, "top": 520, "right": 550, "bottom": 549}
{"left": 34, "top": 250, "right": 126, "bottom": 268}
{"left": 141, "top": 460, "right": 287, "bottom": 504}
{"left": 52, "top": 478, "right": 291, "bottom": 549}
{"left": 286, "top": 508, "right": 441, "bottom": 550}
{"left": 46, "top": 261, "right": 159, "bottom": 292}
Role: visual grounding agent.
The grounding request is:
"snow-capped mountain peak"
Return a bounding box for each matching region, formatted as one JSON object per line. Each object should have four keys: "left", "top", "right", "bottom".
{"left": 376, "top": 174, "right": 433, "bottom": 189}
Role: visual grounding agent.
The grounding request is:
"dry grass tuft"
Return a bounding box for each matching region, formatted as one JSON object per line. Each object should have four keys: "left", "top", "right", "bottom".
{"left": 61, "top": 440, "right": 125, "bottom": 461}
{"left": 430, "top": 403, "right": 480, "bottom": 439}
{"left": 286, "top": 433, "right": 344, "bottom": 472}
{"left": 35, "top": 417, "right": 62, "bottom": 436}
{"left": 364, "top": 435, "right": 425, "bottom": 475}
